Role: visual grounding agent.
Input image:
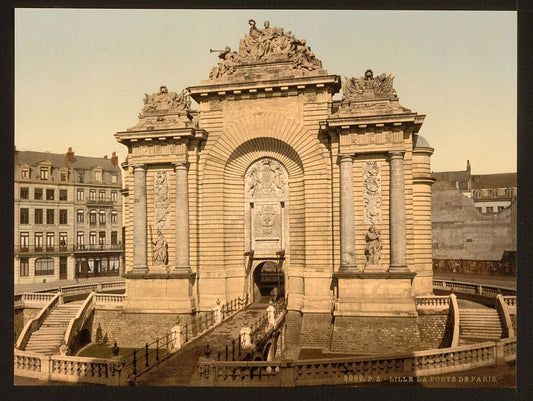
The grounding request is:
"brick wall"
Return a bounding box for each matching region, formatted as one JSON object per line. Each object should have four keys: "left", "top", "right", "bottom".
{"left": 14, "top": 308, "right": 40, "bottom": 345}
{"left": 91, "top": 310, "right": 192, "bottom": 348}
{"left": 283, "top": 311, "right": 302, "bottom": 359}
{"left": 417, "top": 311, "right": 453, "bottom": 349}
{"left": 330, "top": 317, "right": 421, "bottom": 354}
{"left": 299, "top": 313, "right": 332, "bottom": 350}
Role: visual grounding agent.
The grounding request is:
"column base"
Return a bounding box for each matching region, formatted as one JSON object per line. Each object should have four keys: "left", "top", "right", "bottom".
{"left": 388, "top": 265, "right": 409, "bottom": 272}
{"left": 338, "top": 265, "right": 359, "bottom": 273}
{"left": 363, "top": 263, "right": 385, "bottom": 272}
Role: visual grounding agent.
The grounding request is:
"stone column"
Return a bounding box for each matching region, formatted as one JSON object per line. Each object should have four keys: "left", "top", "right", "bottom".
{"left": 339, "top": 154, "right": 357, "bottom": 271}
{"left": 389, "top": 151, "right": 408, "bottom": 271}
{"left": 174, "top": 162, "right": 190, "bottom": 272}
{"left": 132, "top": 164, "right": 148, "bottom": 273}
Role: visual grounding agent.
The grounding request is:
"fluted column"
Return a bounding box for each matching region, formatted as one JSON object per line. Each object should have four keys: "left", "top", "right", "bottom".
{"left": 389, "top": 151, "right": 408, "bottom": 271}
{"left": 339, "top": 154, "right": 358, "bottom": 271}
{"left": 132, "top": 164, "right": 149, "bottom": 273}
{"left": 174, "top": 162, "right": 190, "bottom": 272}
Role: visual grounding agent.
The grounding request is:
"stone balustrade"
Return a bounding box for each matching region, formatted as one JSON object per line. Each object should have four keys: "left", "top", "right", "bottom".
{"left": 14, "top": 349, "right": 125, "bottom": 385}
{"left": 15, "top": 293, "right": 57, "bottom": 310}
{"left": 433, "top": 279, "right": 516, "bottom": 296}
{"left": 502, "top": 296, "right": 516, "bottom": 309}
{"left": 415, "top": 295, "right": 450, "bottom": 308}
{"left": 94, "top": 294, "right": 126, "bottom": 309}
{"left": 64, "top": 293, "right": 96, "bottom": 354}
{"left": 198, "top": 338, "right": 516, "bottom": 387}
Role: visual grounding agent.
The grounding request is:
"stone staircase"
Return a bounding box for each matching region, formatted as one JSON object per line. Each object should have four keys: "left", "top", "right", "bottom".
{"left": 24, "top": 300, "right": 84, "bottom": 355}
{"left": 459, "top": 307, "right": 505, "bottom": 343}
{"left": 134, "top": 305, "right": 271, "bottom": 386}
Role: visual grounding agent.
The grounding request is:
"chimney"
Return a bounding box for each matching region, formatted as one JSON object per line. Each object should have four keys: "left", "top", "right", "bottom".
{"left": 466, "top": 159, "right": 471, "bottom": 174}
{"left": 103, "top": 155, "right": 108, "bottom": 159}
{"left": 111, "top": 151, "right": 118, "bottom": 166}
{"left": 65, "top": 147, "right": 75, "bottom": 164}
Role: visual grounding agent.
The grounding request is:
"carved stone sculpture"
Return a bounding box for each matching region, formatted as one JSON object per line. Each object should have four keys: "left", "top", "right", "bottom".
{"left": 245, "top": 158, "right": 287, "bottom": 197}
{"left": 151, "top": 230, "right": 168, "bottom": 266}
{"left": 343, "top": 69, "right": 398, "bottom": 101}
{"left": 153, "top": 171, "right": 169, "bottom": 229}
{"left": 365, "top": 225, "right": 382, "bottom": 266}
{"left": 140, "top": 86, "right": 191, "bottom": 117}
{"left": 209, "top": 20, "right": 323, "bottom": 79}
{"left": 363, "top": 161, "right": 382, "bottom": 225}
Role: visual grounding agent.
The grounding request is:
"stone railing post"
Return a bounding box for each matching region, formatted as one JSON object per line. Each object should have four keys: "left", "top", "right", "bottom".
{"left": 132, "top": 164, "right": 148, "bottom": 273}
{"left": 339, "top": 154, "right": 357, "bottom": 271}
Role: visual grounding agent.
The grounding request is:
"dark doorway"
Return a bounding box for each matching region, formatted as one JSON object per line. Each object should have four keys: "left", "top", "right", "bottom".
{"left": 59, "top": 257, "right": 67, "bottom": 280}
{"left": 252, "top": 261, "right": 284, "bottom": 302}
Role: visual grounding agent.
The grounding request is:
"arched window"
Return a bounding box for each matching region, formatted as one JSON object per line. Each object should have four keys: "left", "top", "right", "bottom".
{"left": 35, "top": 258, "right": 54, "bottom": 276}
{"left": 473, "top": 190, "right": 482, "bottom": 199}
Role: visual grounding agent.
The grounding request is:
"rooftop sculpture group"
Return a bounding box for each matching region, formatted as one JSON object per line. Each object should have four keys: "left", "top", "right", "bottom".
{"left": 209, "top": 20, "right": 323, "bottom": 79}
{"left": 342, "top": 69, "right": 398, "bottom": 101}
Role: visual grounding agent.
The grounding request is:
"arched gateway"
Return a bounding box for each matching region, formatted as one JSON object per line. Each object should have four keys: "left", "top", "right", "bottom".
{"left": 115, "top": 20, "right": 435, "bottom": 353}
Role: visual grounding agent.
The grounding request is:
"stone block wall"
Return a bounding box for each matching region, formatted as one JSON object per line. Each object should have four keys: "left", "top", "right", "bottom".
{"left": 330, "top": 317, "right": 421, "bottom": 354}
{"left": 510, "top": 314, "right": 516, "bottom": 334}
{"left": 91, "top": 310, "right": 191, "bottom": 348}
{"left": 417, "top": 311, "right": 453, "bottom": 349}
{"left": 283, "top": 311, "right": 302, "bottom": 359}
{"left": 298, "top": 313, "right": 333, "bottom": 350}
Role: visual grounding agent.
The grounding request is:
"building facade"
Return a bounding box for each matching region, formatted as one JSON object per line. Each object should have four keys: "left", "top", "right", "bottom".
{"left": 14, "top": 148, "right": 124, "bottom": 285}
{"left": 115, "top": 21, "right": 435, "bottom": 324}
{"left": 432, "top": 160, "right": 516, "bottom": 214}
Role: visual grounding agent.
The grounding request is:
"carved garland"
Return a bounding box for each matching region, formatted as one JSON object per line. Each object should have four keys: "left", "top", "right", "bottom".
{"left": 363, "top": 161, "right": 382, "bottom": 225}
{"left": 153, "top": 171, "right": 169, "bottom": 229}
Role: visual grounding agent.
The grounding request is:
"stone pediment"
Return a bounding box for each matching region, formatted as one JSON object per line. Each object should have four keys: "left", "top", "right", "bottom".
{"left": 127, "top": 85, "right": 195, "bottom": 131}
{"left": 209, "top": 19, "right": 324, "bottom": 81}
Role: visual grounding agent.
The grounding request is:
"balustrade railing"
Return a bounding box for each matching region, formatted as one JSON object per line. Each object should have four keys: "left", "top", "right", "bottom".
{"left": 433, "top": 279, "right": 516, "bottom": 296}
{"left": 199, "top": 338, "right": 516, "bottom": 387}
{"left": 502, "top": 296, "right": 516, "bottom": 308}
{"left": 415, "top": 295, "right": 450, "bottom": 308}
{"left": 94, "top": 294, "right": 126, "bottom": 309}
{"left": 14, "top": 292, "right": 56, "bottom": 310}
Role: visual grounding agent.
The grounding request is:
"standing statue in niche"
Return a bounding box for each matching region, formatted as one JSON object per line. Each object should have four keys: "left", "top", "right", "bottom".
{"left": 151, "top": 230, "right": 169, "bottom": 266}
{"left": 365, "top": 225, "right": 382, "bottom": 266}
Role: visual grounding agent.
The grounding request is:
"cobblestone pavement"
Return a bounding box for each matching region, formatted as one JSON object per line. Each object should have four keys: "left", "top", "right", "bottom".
{"left": 134, "top": 305, "right": 269, "bottom": 386}
{"left": 14, "top": 275, "right": 124, "bottom": 295}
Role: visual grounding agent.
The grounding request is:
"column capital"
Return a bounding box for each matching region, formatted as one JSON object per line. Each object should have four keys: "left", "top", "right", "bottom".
{"left": 338, "top": 154, "right": 354, "bottom": 163}
{"left": 388, "top": 151, "right": 405, "bottom": 159}
{"left": 173, "top": 161, "right": 190, "bottom": 170}
{"left": 131, "top": 163, "right": 147, "bottom": 172}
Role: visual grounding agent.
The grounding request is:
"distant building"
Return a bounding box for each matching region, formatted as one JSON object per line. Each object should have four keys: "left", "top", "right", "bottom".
{"left": 14, "top": 147, "right": 124, "bottom": 285}
{"left": 432, "top": 160, "right": 516, "bottom": 213}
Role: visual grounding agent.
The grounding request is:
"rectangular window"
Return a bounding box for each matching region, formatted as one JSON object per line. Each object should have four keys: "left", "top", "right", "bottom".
{"left": 40, "top": 167, "right": 49, "bottom": 180}
{"left": 59, "top": 189, "right": 67, "bottom": 201}
{"left": 90, "top": 210, "right": 97, "bottom": 224}
{"left": 111, "top": 175, "right": 117, "bottom": 184}
{"left": 99, "top": 231, "right": 106, "bottom": 246}
{"left": 486, "top": 206, "right": 494, "bottom": 213}
{"left": 20, "top": 208, "right": 29, "bottom": 224}
{"left": 35, "top": 209, "right": 43, "bottom": 224}
{"left": 59, "top": 209, "right": 67, "bottom": 224}
{"left": 110, "top": 256, "right": 119, "bottom": 272}
{"left": 77, "top": 189, "right": 84, "bottom": 201}
{"left": 20, "top": 187, "right": 29, "bottom": 200}
{"left": 99, "top": 211, "right": 106, "bottom": 224}
{"left": 99, "top": 190, "right": 106, "bottom": 201}
{"left": 95, "top": 171, "right": 102, "bottom": 182}
{"left": 111, "top": 231, "right": 117, "bottom": 245}
{"left": 20, "top": 258, "right": 29, "bottom": 277}
{"left": 89, "top": 190, "right": 96, "bottom": 201}
{"left": 89, "top": 232, "right": 96, "bottom": 246}
{"left": 21, "top": 168, "right": 29, "bottom": 179}
{"left": 77, "top": 209, "right": 84, "bottom": 223}
{"left": 60, "top": 171, "right": 67, "bottom": 181}
{"left": 77, "top": 172, "right": 84, "bottom": 183}
{"left": 34, "top": 232, "right": 43, "bottom": 251}
{"left": 111, "top": 191, "right": 118, "bottom": 202}
{"left": 59, "top": 232, "right": 67, "bottom": 251}
{"left": 46, "top": 209, "right": 54, "bottom": 224}
{"left": 34, "top": 188, "right": 43, "bottom": 200}
{"left": 20, "top": 232, "right": 29, "bottom": 252}
{"left": 46, "top": 232, "right": 54, "bottom": 251}
{"left": 46, "top": 189, "right": 54, "bottom": 200}
{"left": 35, "top": 258, "right": 54, "bottom": 276}
{"left": 77, "top": 231, "right": 84, "bottom": 246}
{"left": 498, "top": 206, "right": 505, "bottom": 212}
{"left": 111, "top": 210, "right": 118, "bottom": 224}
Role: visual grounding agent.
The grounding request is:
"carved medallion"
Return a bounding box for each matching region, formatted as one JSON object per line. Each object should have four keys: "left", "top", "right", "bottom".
{"left": 363, "top": 161, "right": 382, "bottom": 225}
{"left": 245, "top": 158, "right": 287, "bottom": 198}
{"left": 153, "top": 171, "right": 169, "bottom": 229}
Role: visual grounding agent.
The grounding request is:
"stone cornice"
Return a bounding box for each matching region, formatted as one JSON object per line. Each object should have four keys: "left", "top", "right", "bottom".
{"left": 115, "top": 127, "right": 207, "bottom": 144}
{"left": 323, "top": 113, "right": 425, "bottom": 132}
{"left": 188, "top": 74, "right": 341, "bottom": 101}
{"left": 333, "top": 271, "right": 417, "bottom": 279}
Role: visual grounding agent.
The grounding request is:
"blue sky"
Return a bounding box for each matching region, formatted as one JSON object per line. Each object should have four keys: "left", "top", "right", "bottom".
{"left": 15, "top": 9, "right": 516, "bottom": 174}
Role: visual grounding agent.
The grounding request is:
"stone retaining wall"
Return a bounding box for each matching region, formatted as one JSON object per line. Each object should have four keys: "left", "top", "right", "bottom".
{"left": 298, "top": 313, "right": 332, "bottom": 350}
{"left": 417, "top": 312, "right": 453, "bottom": 349}
{"left": 14, "top": 308, "right": 40, "bottom": 345}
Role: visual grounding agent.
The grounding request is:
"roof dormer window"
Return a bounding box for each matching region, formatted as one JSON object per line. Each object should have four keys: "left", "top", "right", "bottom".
{"left": 40, "top": 167, "right": 49, "bottom": 180}
{"left": 94, "top": 169, "right": 102, "bottom": 183}
{"left": 21, "top": 167, "right": 29, "bottom": 179}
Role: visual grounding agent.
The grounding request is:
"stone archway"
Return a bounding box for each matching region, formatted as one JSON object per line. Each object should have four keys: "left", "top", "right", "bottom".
{"left": 252, "top": 261, "right": 285, "bottom": 302}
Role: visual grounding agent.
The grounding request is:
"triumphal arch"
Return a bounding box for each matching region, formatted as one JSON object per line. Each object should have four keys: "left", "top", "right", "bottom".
{"left": 115, "top": 20, "right": 434, "bottom": 329}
